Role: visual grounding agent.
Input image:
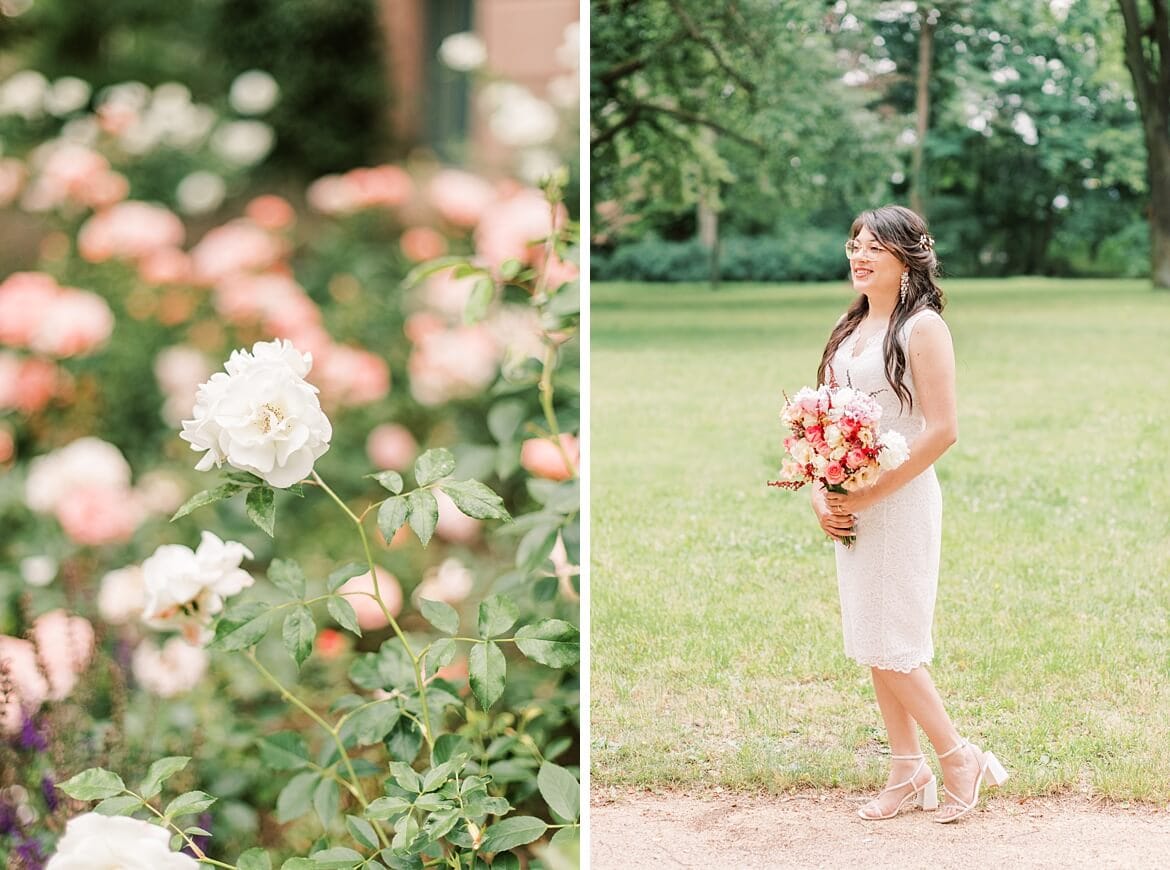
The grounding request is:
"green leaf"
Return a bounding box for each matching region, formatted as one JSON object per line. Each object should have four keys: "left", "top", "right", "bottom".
{"left": 487, "top": 399, "right": 527, "bottom": 444}
{"left": 385, "top": 718, "right": 423, "bottom": 765}
{"left": 59, "top": 768, "right": 125, "bottom": 801}
{"left": 413, "top": 792, "right": 448, "bottom": 812}
{"left": 313, "top": 778, "right": 339, "bottom": 828}
{"left": 402, "top": 255, "right": 469, "bottom": 288}
{"left": 491, "top": 855, "right": 520, "bottom": 870}
{"left": 283, "top": 605, "right": 316, "bottom": 668}
{"left": 432, "top": 735, "right": 474, "bottom": 768}
{"left": 418, "top": 598, "right": 459, "bottom": 635}
{"left": 212, "top": 603, "right": 271, "bottom": 651}
{"left": 479, "top": 816, "right": 548, "bottom": 853}
{"left": 468, "top": 641, "right": 506, "bottom": 709}
{"left": 93, "top": 795, "right": 143, "bottom": 815}
{"left": 406, "top": 490, "right": 438, "bottom": 547}
{"left": 377, "top": 496, "right": 408, "bottom": 543}
{"left": 365, "top": 795, "right": 412, "bottom": 820}
{"left": 268, "top": 558, "right": 306, "bottom": 598}
{"left": 341, "top": 702, "right": 401, "bottom": 747}
{"left": 537, "top": 761, "right": 580, "bottom": 821}
{"left": 327, "top": 595, "right": 362, "bottom": 636}
{"left": 348, "top": 642, "right": 414, "bottom": 691}
{"left": 276, "top": 772, "right": 318, "bottom": 823}
{"left": 281, "top": 860, "right": 317, "bottom": 870}
{"left": 499, "top": 258, "right": 523, "bottom": 281}
{"left": 165, "top": 790, "right": 216, "bottom": 818}
{"left": 425, "top": 637, "right": 457, "bottom": 675}
{"left": 438, "top": 479, "right": 511, "bottom": 521}
{"left": 328, "top": 562, "right": 366, "bottom": 592}
{"left": 424, "top": 808, "right": 461, "bottom": 841}
{"left": 171, "top": 483, "right": 241, "bottom": 521}
{"left": 514, "top": 619, "right": 580, "bottom": 668}
{"left": 236, "top": 847, "right": 273, "bottom": 870}
{"left": 477, "top": 595, "right": 519, "bottom": 638}
{"left": 259, "top": 732, "right": 311, "bottom": 770}
{"left": 464, "top": 276, "right": 494, "bottom": 324}
{"left": 309, "top": 847, "right": 364, "bottom": 869}
{"left": 138, "top": 756, "right": 190, "bottom": 800}
{"left": 246, "top": 485, "right": 276, "bottom": 537}
{"left": 345, "top": 814, "right": 379, "bottom": 850}
{"left": 414, "top": 448, "right": 456, "bottom": 486}
{"left": 389, "top": 761, "right": 422, "bottom": 793}
{"left": 516, "top": 525, "right": 559, "bottom": 572}
{"left": 367, "top": 469, "right": 405, "bottom": 493}
{"left": 549, "top": 826, "right": 580, "bottom": 855}
{"left": 184, "top": 825, "right": 213, "bottom": 837}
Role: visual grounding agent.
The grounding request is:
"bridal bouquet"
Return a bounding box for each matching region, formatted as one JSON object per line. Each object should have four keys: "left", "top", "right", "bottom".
{"left": 768, "top": 382, "right": 909, "bottom": 545}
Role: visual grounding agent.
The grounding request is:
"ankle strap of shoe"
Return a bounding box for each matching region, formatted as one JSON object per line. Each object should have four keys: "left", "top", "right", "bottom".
{"left": 935, "top": 739, "right": 970, "bottom": 760}
{"left": 889, "top": 753, "right": 925, "bottom": 761}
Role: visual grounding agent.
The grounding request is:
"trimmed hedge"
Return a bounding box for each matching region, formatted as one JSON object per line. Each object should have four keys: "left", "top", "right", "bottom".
{"left": 592, "top": 229, "right": 849, "bottom": 283}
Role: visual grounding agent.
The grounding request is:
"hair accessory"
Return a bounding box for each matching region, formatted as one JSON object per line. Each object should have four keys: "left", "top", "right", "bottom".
{"left": 899, "top": 269, "right": 910, "bottom": 303}
{"left": 917, "top": 233, "right": 935, "bottom": 251}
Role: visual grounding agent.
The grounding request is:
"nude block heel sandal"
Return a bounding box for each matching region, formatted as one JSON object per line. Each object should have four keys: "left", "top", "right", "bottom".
{"left": 857, "top": 753, "right": 939, "bottom": 820}
{"left": 934, "top": 739, "right": 1009, "bottom": 824}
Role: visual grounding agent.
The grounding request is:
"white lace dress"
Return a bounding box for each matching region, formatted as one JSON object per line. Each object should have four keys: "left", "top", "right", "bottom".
{"left": 828, "top": 308, "right": 945, "bottom": 673}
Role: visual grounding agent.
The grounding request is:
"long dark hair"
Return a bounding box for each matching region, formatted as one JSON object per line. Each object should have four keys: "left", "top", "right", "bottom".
{"left": 816, "top": 204, "right": 946, "bottom": 411}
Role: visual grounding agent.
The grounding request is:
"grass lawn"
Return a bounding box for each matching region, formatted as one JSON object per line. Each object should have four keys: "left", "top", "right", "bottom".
{"left": 589, "top": 277, "right": 1170, "bottom": 800}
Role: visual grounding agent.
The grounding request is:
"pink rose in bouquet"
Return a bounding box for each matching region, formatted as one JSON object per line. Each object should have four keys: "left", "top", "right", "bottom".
{"left": 768, "top": 381, "right": 910, "bottom": 546}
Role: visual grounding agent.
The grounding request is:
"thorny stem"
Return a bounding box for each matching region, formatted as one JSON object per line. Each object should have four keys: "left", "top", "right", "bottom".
{"left": 311, "top": 470, "right": 436, "bottom": 750}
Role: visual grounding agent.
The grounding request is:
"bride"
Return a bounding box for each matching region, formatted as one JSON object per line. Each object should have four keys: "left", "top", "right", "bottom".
{"left": 811, "top": 204, "right": 1007, "bottom": 823}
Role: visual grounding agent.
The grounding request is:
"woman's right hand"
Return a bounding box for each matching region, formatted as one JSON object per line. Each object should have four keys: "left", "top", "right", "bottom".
{"left": 811, "top": 486, "right": 854, "bottom": 541}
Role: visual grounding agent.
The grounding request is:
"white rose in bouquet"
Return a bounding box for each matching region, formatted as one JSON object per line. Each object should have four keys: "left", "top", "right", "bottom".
{"left": 47, "top": 813, "right": 199, "bottom": 870}
{"left": 180, "top": 339, "right": 332, "bottom": 488}
{"left": 878, "top": 430, "right": 910, "bottom": 469}
{"left": 141, "top": 531, "right": 254, "bottom": 643}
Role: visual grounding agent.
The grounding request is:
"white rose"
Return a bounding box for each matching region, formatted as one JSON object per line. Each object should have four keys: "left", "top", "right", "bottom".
{"left": 414, "top": 557, "right": 474, "bottom": 606}
{"left": 811, "top": 454, "right": 829, "bottom": 477}
{"left": 878, "top": 430, "right": 910, "bottom": 470}
{"left": 47, "top": 813, "right": 199, "bottom": 870}
{"left": 132, "top": 637, "right": 209, "bottom": 698}
{"left": 791, "top": 440, "right": 814, "bottom": 466}
{"left": 98, "top": 565, "right": 147, "bottom": 624}
{"left": 824, "top": 424, "right": 843, "bottom": 447}
{"left": 830, "top": 444, "right": 848, "bottom": 461}
{"left": 141, "top": 531, "right": 254, "bottom": 643}
{"left": 180, "top": 339, "right": 333, "bottom": 488}
{"left": 438, "top": 32, "right": 487, "bottom": 71}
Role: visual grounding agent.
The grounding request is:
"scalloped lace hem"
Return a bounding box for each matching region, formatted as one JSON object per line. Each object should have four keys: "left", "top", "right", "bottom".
{"left": 848, "top": 656, "right": 932, "bottom": 673}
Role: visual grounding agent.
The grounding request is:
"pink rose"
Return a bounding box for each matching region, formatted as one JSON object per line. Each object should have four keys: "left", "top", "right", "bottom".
{"left": 0, "top": 272, "right": 59, "bottom": 347}
{"left": 0, "top": 354, "right": 62, "bottom": 414}
{"left": 55, "top": 486, "right": 143, "bottom": 546}
{"left": 339, "top": 566, "right": 404, "bottom": 630}
{"left": 0, "top": 157, "right": 26, "bottom": 208}
{"left": 314, "top": 344, "right": 391, "bottom": 407}
{"left": 366, "top": 423, "right": 417, "bottom": 470}
{"left": 435, "top": 488, "right": 482, "bottom": 544}
{"left": 806, "top": 425, "right": 825, "bottom": 443}
{"left": 190, "top": 219, "right": 287, "bottom": 283}
{"left": 400, "top": 227, "right": 448, "bottom": 262}
{"left": 245, "top": 194, "right": 296, "bottom": 230}
{"left": 139, "top": 248, "right": 192, "bottom": 285}
{"left": 475, "top": 187, "right": 568, "bottom": 270}
{"left": 429, "top": 169, "right": 495, "bottom": 227}
{"left": 0, "top": 637, "right": 49, "bottom": 734}
{"left": 31, "top": 610, "right": 94, "bottom": 700}
{"left": 78, "top": 201, "right": 185, "bottom": 264}
{"left": 520, "top": 433, "right": 579, "bottom": 481}
{"left": 845, "top": 448, "right": 868, "bottom": 469}
{"left": 824, "top": 461, "right": 846, "bottom": 486}
{"left": 29, "top": 289, "right": 115, "bottom": 357}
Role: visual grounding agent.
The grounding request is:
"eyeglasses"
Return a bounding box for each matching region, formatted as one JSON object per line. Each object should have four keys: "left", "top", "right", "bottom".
{"left": 844, "top": 240, "right": 891, "bottom": 259}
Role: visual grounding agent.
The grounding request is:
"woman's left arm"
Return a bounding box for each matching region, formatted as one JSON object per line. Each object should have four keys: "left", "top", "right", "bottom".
{"left": 824, "top": 315, "right": 957, "bottom": 514}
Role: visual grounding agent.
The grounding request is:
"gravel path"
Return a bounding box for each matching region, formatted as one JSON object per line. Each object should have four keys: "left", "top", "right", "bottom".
{"left": 590, "top": 787, "right": 1170, "bottom": 869}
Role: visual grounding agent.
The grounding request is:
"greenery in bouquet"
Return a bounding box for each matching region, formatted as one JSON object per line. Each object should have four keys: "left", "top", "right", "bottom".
{"left": 0, "top": 32, "right": 581, "bottom": 870}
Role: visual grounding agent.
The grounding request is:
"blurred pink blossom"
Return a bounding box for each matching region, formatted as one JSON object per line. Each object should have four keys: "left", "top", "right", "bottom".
{"left": 0, "top": 637, "right": 49, "bottom": 734}
{"left": 407, "top": 322, "right": 499, "bottom": 406}
{"left": 414, "top": 557, "right": 474, "bottom": 605}
{"left": 22, "top": 142, "right": 129, "bottom": 211}
{"left": 28, "top": 289, "right": 116, "bottom": 357}
{"left": 0, "top": 426, "right": 13, "bottom": 463}
{"left": 135, "top": 471, "right": 187, "bottom": 515}
{"left": 190, "top": 218, "right": 287, "bottom": 283}
{"left": 339, "top": 566, "right": 403, "bottom": 630}
{"left": 213, "top": 272, "right": 307, "bottom": 325}
{"left": 421, "top": 268, "right": 478, "bottom": 319}
{"left": 520, "top": 433, "right": 579, "bottom": 481}
{"left": 434, "top": 488, "right": 482, "bottom": 544}
{"left": 154, "top": 344, "right": 214, "bottom": 426}
{"left": 25, "top": 436, "right": 132, "bottom": 514}
{"left": 31, "top": 610, "right": 94, "bottom": 700}
{"left": 245, "top": 194, "right": 296, "bottom": 230}
{"left": 56, "top": 485, "right": 144, "bottom": 546}
{"left": 139, "top": 247, "right": 192, "bottom": 285}
{"left": 400, "top": 226, "right": 448, "bottom": 262}
{"left": 98, "top": 565, "right": 147, "bottom": 625}
{"left": 475, "top": 187, "right": 567, "bottom": 270}
{"left": 429, "top": 169, "right": 495, "bottom": 228}
{"left": 132, "top": 637, "right": 209, "bottom": 698}
{"left": 78, "top": 201, "right": 185, "bottom": 264}
{"left": 0, "top": 157, "right": 26, "bottom": 208}
{"left": 0, "top": 353, "right": 62, "bottom": 414}
{"left": 307, "top": 165, "right": 411, "bottom": 214}
{"left": 0, "top": 272, "right": 59, "bottom": 347}
{"left": 366, "top": 423, "right": 417, "bottom": 470}
{"left": 314, "top": 344, "right": 390, "bottom": 407}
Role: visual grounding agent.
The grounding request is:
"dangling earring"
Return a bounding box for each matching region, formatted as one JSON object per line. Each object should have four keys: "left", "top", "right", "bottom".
{"left": 899, "top": 270, "right": 910, "bottom": 304}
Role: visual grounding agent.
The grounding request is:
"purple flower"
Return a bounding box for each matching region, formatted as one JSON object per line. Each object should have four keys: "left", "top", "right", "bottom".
{"left": 41, "top": 774, "right": 58, "bottom": 812}
{"left": 17, "top": 713, "right": 48, "bottom": 753}
{"left": 14, "top": 832, "right": 46, "bottom": 869}
{"left": 0, "top": 799, "right": 17, "bottom": 836}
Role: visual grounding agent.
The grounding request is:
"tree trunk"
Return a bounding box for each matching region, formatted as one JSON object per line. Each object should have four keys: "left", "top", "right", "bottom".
{"left": 909, "top": 9, "right": 936, "bottom": 218}
{"left": 1117, "top": 0, "right": 1170, "bottom": 288}
{"left": 698, "top": 198, "right": 721, "bottom": 289}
